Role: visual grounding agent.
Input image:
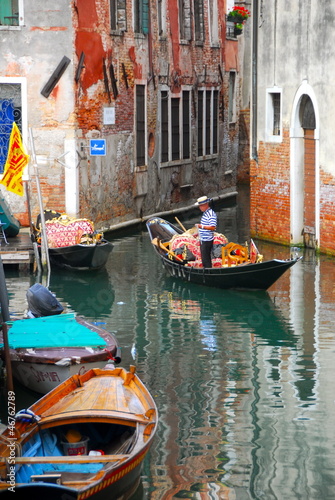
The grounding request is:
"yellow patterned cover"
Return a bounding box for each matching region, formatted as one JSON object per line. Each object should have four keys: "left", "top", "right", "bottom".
{"left": 45, "top": 215, "right": 94, "bottom": 248}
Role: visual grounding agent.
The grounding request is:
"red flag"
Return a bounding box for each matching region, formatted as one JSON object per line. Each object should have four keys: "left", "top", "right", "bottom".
{"left": 0, "top": 122, "right": 30, "bottom": 196}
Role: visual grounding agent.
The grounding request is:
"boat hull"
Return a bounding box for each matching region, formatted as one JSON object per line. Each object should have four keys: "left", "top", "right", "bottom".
{"left": 0, "top": 366, "right": 158, "bottom": 500}
{"left": 8, "top": 451, "right": 145, "bottom": 500}
{"left": 0, "top": 193, "right": 20, "bottom": 237}
{"left": 48, "top": 240, "right": 113, "bottom": 270}
{"left": 0, "top": 315, "right": 121, "bottom": 394}
{"left": 11, "top": 359, "right": 111, "bottom": 394}
{"left": 146, "top": 217, "right": 301, "bottom": 290}
{"left": 161, "top": 254, "right": 299, "bottom": 290}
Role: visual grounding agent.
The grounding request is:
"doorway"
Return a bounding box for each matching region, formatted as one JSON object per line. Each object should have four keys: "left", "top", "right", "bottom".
{"left": 290, "top": 84, "right": 319, "bottom": 250}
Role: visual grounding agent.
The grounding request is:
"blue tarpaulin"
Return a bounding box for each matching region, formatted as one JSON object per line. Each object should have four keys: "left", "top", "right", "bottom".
{"left": 0, "top": 313, "right": 107, "bottom": 349}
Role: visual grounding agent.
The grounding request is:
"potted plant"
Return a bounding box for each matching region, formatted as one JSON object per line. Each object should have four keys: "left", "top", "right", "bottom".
{"left": 234, "top": 23, "right": 243, "bottom": 36}
{"left": 227, "top": 5, "right": 251, "bottom": 24}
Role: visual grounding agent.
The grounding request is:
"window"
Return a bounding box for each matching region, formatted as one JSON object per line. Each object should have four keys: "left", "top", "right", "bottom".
{"left": 161, "top": 91, "right": 169, "bottom": 163}
{"left": 197, "top": 88, "right": 219, "bottom": 157}
{"left": 179, "top": 0, "right": 192, "bottom": 41}
{"left": 110, "top": 0, "right": 127, "bottom": 32}
{"left": 194, "top": 0, "right": 204, "bottom": 42}
{"left": 160, "top": 89, "right": 191, "bottom": 163}
{"left": 0, "top": 0, "right": 19, "bottom": 26}
{"left": 0, "top": 82, "right": 23, "bottom": 173}
{"left": 157, "top": 0, "right": 166, "bottom": 37}
{"left": 171, "top": 98, "right": 180, "bottom": 161}
{"left": 208, "top": 0, "right": 219, "bottom": 45}
{"left": 272, "top": 94, "right": 281, "bottom": 135}
{"left": 182, "top": 90, "right": 190, "bottom": 159}
{"left": 266, "top": 88, "right": 282, "bottom": 141}
{"left": 228, "top": 71, "right": 236, "bottom": 123}
{"left": 136, "top": 85, "right": 146, "bottom": 167}
{"left": 134, "top": 0, "right": 149, "bottom": 34}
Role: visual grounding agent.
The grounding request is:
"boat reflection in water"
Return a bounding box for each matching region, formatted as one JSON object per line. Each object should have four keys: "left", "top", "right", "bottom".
{"left": 161, "top": 279, "right": 297, "bottom": 348}
{"left": 143, "top": 279, "right": 298, "bottom": 499}
{"left": 48, "top": 268, "right": 115, "bottom": 319}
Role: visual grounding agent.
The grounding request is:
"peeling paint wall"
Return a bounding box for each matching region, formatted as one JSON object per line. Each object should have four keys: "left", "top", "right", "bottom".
{"left": 0, "top": 2, "right": 75, "bottom": 224}
{"left": 0, "top": 0, "right": 243, "bottom": 229}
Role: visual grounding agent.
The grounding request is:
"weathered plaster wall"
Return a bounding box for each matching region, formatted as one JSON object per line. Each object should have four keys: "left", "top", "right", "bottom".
{"left": 1, "top": 0, "right": 242, "bottom": 229}
{"left": 74, "top": 0, "right": 239, "bottom": 228}
{"left": 250, "top": 0, "right": 335, "bottom": 254}
{"left": 0, "top": 2, "right": 75, "bottom": 225}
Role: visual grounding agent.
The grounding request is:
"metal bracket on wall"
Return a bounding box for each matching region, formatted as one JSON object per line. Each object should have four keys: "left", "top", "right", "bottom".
{"left": 109, "top": 63, "right": 118, "bottom": 99}
{"left": 75, "top": 52, "right": 85, "bottom": 83}
{"left": 41, "top": 56, "right": 71, "bottom": 98}
{"left": 122, "top": 63, "right": 129, "bottom": 89}
{"left": 102, "top": 59, "right": 111, "bottom": 103}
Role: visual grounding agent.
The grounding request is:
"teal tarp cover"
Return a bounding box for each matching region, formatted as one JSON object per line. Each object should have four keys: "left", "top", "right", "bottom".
{"left": 1, "top": 313, "right": 107, "bottom": 349}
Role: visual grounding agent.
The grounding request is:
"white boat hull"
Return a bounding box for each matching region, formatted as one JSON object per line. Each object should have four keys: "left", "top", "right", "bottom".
{"left": 11, "top": 360, "right": 109, "bottom": 394}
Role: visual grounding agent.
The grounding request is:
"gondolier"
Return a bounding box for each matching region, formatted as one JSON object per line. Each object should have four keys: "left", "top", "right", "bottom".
{"left": 195, "top": 195, "right": 217, "bottom": 268}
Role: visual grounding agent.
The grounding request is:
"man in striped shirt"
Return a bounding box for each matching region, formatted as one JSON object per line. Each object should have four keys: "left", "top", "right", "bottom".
{"left": 195, "top": 196, "right": 217, "bottom": 268}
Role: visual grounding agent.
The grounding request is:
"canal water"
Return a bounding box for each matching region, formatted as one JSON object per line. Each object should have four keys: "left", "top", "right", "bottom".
{"left": 1, "top": 187, "right": 335, "bottom": 499}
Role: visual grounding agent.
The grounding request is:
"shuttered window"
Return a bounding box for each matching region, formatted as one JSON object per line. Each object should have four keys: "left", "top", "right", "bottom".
{"left": 213, "top": 90, "right": 218, "bottom": 154}
{"left": 0, "top": 0, "right": 19, "bottom": 26}
{"left": 194, "top": 0, "right": 204, "bottom": 42}
{"left": 171, "top": 98, "right": 180, "bottom": 161}
{"left": 179, "top": 0, "right": 192, "bottom": 41}
{"left": 198, "top": 88, "right": 219, "bottom": 157}
{"left": 228, "top": 71, "right": 236, "bottom": 123}
{"left": 272, "top": 93, "right": 281, "bottom": 136}
{"left": 110, "top": 0, "right": 127, "bottom": 32}
{"left": 136, "top": 85, "right": 145, "bottom": 167}
{"left": 161, "top": 91, "right": 169, "bottom": 163}
{"left": 161, "top": 90, "right": 191, "bottom": 163}
{"left": 182, "top": 90, "right": 190, "bottom": 159}
{"left": 197, "top": 90, "right": 204, "bottom": 156}
{"left": 134, "top": 0, "right": 149, "bottom": 34}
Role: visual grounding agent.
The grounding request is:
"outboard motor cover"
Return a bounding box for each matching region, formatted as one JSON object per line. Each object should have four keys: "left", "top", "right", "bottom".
{"left": 26, "top": 283, "right": 64, "bottom": 318}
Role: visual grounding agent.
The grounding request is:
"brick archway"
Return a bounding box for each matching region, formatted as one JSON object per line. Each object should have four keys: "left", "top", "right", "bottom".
{"left": 290, "top": 82, "right": 320, "bottom": 249}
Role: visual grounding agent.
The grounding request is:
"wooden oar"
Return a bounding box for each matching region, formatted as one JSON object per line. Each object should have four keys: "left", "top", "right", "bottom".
{"left": 175, "top": 217, "right": 187, "bottom": 232}
{"left": 151, "top": 238, "right": 183, "bottom": 262}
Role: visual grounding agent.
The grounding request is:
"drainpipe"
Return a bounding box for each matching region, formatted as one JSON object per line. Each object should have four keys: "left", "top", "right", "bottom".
{"left": 251, "top": 0, "right": 258, "bottom": 162}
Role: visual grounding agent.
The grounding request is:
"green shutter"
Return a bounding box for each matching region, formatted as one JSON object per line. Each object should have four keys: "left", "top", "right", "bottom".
{"left": 142, "top": 0, "right": 149, "bottom": 34}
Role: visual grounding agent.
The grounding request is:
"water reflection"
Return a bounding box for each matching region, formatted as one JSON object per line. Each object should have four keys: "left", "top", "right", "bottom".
{"left": 1, "top": 193, "right": 335, "bottom": 499}
{"left": 48, "top": 268, "right": 115, "bottom": 318}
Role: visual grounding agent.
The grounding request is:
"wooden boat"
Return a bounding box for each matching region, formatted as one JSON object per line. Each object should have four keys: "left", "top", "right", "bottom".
{"left": 0, "top": 365, "right": 158, "bottom": 499}
{"left": 34, "top": 211, "right": 113, "bottom": 270}
{"left": 146, "top": 217, "right": 301, "bottom": 290}
{"left": 0, "top": 312, "right": 121, "bottom": 394}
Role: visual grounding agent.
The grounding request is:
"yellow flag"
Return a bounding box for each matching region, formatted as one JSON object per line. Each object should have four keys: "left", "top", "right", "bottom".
{"left": 0, "top": 122, "right": 30, "bottom": 196}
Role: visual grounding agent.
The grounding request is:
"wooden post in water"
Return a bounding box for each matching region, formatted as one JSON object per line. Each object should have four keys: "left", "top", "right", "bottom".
{"left": 29, "top": 128, "right": 51, "bottom": 286}
{"left": 0, "top": 254, "right": 13, "bottom": 392}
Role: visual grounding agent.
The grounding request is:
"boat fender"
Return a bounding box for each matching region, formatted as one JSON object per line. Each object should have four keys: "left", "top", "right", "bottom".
{"left": 105, "top": 348, "right": 121, "bottom": 364}
{"left": 15, "top": 409, "right": 41, "bottom": 423}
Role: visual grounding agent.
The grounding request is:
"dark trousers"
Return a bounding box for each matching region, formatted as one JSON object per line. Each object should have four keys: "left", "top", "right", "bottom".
{"left": 200, "top": 240, "right": 213, "bottom": 268}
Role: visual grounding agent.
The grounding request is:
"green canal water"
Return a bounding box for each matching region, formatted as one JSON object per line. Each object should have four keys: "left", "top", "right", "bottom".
{"left": 1, "top": 189, "right": 335, "bottom": 499}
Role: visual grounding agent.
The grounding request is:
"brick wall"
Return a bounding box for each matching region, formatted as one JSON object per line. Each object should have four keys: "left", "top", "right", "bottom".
{"left": 250, "top": 129, "right": 291, "bottom": 245}
{"left": 320, "top": 169, "right": 335, "bottom": 255}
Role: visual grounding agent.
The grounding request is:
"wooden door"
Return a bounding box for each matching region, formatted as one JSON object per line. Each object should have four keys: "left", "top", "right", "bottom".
{"left": 303, "top": 128, "right": 316, "bottom": 248}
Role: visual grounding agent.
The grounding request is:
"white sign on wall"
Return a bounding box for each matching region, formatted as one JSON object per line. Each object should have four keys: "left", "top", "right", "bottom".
{"left": 103, "top": 107, "right": 115, "bottom": 125}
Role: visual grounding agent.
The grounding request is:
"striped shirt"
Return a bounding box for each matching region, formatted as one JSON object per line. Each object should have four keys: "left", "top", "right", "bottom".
{"left": 198, "top": 208, "right": 217, "bottom": 241}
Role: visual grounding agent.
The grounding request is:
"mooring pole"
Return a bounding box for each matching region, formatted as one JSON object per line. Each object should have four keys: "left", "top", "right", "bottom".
{"left": 29, "top": 128, "right": 51, "bottom": 285}
{"left": 0, "top": 254, "right": 13, "bottom": 392}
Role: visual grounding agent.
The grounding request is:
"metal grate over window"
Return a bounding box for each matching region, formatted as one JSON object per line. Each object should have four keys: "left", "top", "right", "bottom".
{"left": 0, "top": 83, "right": 22, "bottom": 172}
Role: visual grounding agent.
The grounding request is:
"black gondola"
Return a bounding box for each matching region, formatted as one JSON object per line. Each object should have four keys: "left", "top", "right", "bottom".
{"left": 146, "top": 217, "right": 301, "bottom": 291}
{"left": 46, "top": 239, "right": 113, "bottom": 271}
{"left": 33, "top": 210, "right": 113, "bottom": 271}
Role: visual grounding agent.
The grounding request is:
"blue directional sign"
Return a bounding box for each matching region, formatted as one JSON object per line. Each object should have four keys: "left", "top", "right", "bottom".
{"left": 90, "top": 139, "right": 106, "bottom": 156}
